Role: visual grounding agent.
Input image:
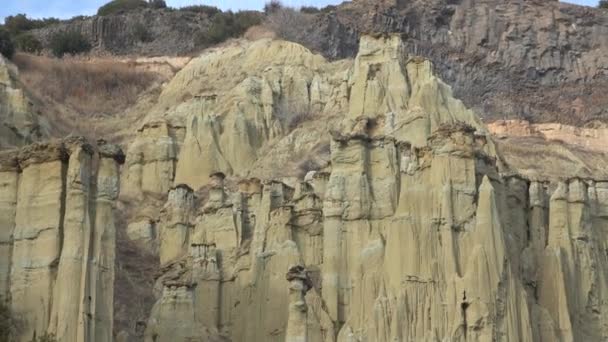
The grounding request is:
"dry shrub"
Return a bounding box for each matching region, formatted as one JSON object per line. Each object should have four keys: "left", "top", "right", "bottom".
{"left": 244, "top": 25, "right": 276, "bottom": 41}
{"left": 12, "top": 53, "right": 158, "bottom": 116}
{"left": 264, "top": 7, "right": 315, "bottom": 46}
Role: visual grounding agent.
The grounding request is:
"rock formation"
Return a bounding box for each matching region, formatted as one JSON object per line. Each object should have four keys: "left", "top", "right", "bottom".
{"left": 127, "top": 34, "right": 608, "bottom": 342}
{"left": 489, "top": 119, "right": 608, "bottom": 152}
{"left": 0, "top": 138, "right": 124, "bottom": 342}
{"left": 303, "top": 0, "right": 608, "bottom": 124}
{"left": 0, "top": 56, "right": 47, "bottom": 148}
{"left": 5, "top": 17, "right": 608, "bottom": 342}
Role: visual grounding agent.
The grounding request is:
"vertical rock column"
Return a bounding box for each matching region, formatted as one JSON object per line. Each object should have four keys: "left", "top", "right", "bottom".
{"left": 11, "top": 142, "right": 68, "bottom": 341}
{"left": 285, "top": 265, "right": 312, "bottom": 342}
{"left": 192, "top": 243, "right": 221, "bottom": 331}
{"left": 49, "top": 141, "right": 95, "bottom": 342}
{"left": 323, "top": 134, "right": 371, "bottom": 323}
{"left": 89, "top": 143, "right": 125, "bottom": 342}
{"left": 159, "top": 184, "right": 194, "bottom": 265}
{"left": 0, "top": 151, "right": 19, "bottom": 298}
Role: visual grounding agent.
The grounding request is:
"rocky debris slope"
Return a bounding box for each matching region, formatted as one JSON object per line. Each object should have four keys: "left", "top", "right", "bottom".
{"left": 0, "top": 138, "right": 124, "bottom": 342}
{"left": 0, "top": 56, "right": 48, "bottom": 148}
{"left": 107, "top": 34, "right": 608, "bottom": 342}
{"left": 303, "top": 0, "right": 608, "bottom": 125}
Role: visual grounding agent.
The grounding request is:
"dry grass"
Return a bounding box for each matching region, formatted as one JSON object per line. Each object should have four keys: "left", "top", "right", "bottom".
{"left": 12, "top": 53, "right": 158, "bottom": 116}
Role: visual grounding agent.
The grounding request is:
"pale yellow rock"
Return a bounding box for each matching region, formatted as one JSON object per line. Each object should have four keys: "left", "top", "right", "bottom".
{"left": 0, "top": 151, "right": 18, "bottom": 299}
{"left": 2, "top": 139, "right": 123, "bottom": 342}
{"left": 122, "top": 120, "right": 179, "bottom": 198}
{"left": 11, "top": 146, "right": 66, "bottom": 341}
{"left": 0, "top": 56, "right": 48, "bottom": 148}
{"left": 159, "top": 185, "right": 195, "bottom": 265}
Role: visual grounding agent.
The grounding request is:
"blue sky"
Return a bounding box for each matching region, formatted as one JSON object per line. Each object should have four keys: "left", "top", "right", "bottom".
{"left": 0, "top": 0, "right": 599, "bottom": 22}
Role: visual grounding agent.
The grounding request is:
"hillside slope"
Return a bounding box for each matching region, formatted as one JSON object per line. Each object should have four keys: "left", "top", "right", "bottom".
{"left": 27, "top": 0, "right": 608, "bottom": 125}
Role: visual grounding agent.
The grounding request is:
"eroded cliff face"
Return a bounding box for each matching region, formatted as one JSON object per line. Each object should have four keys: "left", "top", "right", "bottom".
{"left": 122, "top": 35, "right": 608, "bottom": 342}
{"left": 306, "top": 0, "right": 608, "bottom": 125}
{"left": 6, "top": 32, "right": 608, "bottom": 342}
{"left": 0, "top": 56, "right": 48, "bottom": 149}
{"left": 0, "top": 138, "right": 124, "bottom": 342}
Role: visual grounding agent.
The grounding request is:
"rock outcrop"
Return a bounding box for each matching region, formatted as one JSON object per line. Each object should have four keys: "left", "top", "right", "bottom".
{"left": 131, "top": 34, "right": 608, "bottom": 342}
{"left": 489, "top": 119, "right": 608, "bottom": 152}
{"left": 304, "top": 0, "right": 608, "bottom": 125}
{"left": 122, "top": 38, "right": 349, "bottom": 195}
{"left": 6, "top": 23, "right": 608, "bottom": 342}
{"left": 0, "top": 56, "right": 47, "bottom": 148}
{"left": 24, "top": 0, "right": 608, "bottom": 125}
{"left": 31, "top": 8, "right": 214, "bottom": 56}
{"left": 0, "top": 138, "right": 124, "bottom": 342}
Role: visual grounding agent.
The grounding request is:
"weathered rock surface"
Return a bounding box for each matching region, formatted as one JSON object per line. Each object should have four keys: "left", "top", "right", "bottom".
{"left": 122, "top": 38, "right": 349, "bottom": 195}
{"left": 25, "top": 0, "right": 608, "bottom": 126}
{"left": 6, "top": 23, "right": 608, "bottom": 342}
{"left": 0, "top": 138, "right": 124, "bottom": 342}
{"left": 303, "top": 0, "right": 608, "bottom": 125}
{"left": 31, "top": 8, "right": 214, "bottom": 56}
{"left": 0, "top": 56, "right": 48, "bottom": 148}
{"left": 131, "top": 34, "right": 608, "bottom": 342}
{"left": 489, "top": 119, "right": 608, "bottom": 152}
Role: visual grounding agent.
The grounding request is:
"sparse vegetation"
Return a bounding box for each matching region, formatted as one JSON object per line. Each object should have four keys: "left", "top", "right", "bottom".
{"left": 264, "top": 0, "right": 284, "bottom": 14}
{"left": 0, "top": 28, "right": 15, "bottom": 59}
{"left": 600, "top": 0, "right": 608, "bottom": 8}
{"left": 14, "top": 33, "right": 43, "bottom": 54}
{"left": 178, "top": 5, "right": 221, "bottom": 16}
{"left": 195, "top": 11, "right": 263, "bottom": 48}
{"left": 300, "top": 6, "right": 320, "bottom": 14}
{"left": 3, "top": 14, "right": 60, "bottom": 35}
{"left": 13, "top": 53, "right": 158, "bottom": 116}
{"left": 49, "top": 30, "right": 92, "bottom": 57}
{"left": 133, "top": 22, "right": 153, "bottom": 42}
{"left": 265, "top": 6, "right": 314, "bottom": 47}
{"left": 148, "top": 0, "right": 167, "bottom": 9}
{"left": 97, "top": 0, "right": 149, "bottom": 16}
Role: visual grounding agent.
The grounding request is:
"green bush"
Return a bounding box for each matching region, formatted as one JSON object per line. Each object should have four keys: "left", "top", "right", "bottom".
{"left": 133, "top": 22, "right": 153, "bottom": 42}
{"left": 264, "top": 0, "right": 283, "bottom": 14}
{"left": 195, "top": 11, "right": 262, "bottom": 48}
{"left": 4, "top": 14, "right": 60, "bottom": 35}
{"left": 49, "top": 31, "right": 92, "bottom": 57}
{"left": 600, "top": 0, "right": 608, "bottom": 8}
{"left": 15, "top": 33, "right": 43, "bottom": 54}
{"left": 0, "top": 28, "right": 15, "bottom": 59}
{"left": 4, "top": 14, "right": 35, "bottom": 35}
{"left": 179, "top": 5, "right": 221, "bottom": 16}
{"left": 97, "top": 0, "right": 149, "bottom": 16}
{"left": 300, "top": 6, "right": 320, "bottom": 14}
{"left": 149, "top": 0, "right": 167, "bottom": 9}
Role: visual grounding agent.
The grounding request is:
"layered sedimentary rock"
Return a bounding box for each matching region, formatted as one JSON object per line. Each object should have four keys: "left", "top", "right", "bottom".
{"left": 0, "top": 56, "right": 47, "bottom": 148}
{"left": 137, "top": 34, "right": 608, "bottom": 342}
{"left": 0, "top": 138, "right": 124, "bottom": 342}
